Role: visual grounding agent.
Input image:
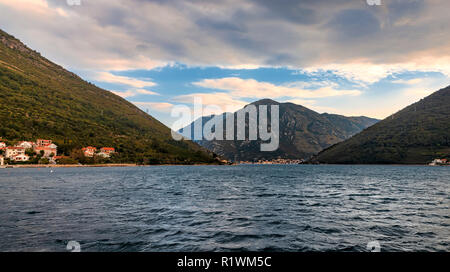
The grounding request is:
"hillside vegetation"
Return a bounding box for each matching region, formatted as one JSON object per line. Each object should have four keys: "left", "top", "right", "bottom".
{"left": 314, "top": 86, "right": 450, "bottom": 164}
{"left": 0, "top": 29, "right": 216, "bottom": 164}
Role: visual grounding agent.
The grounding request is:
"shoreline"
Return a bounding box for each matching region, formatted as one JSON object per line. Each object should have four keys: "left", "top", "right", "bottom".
{"left": 0, "top": 163, "right": 224, "bottom": 168}
{"left": 1, "top": 164, "right": 138, "bottom": 168}
{"left": 1, "top": 163, "right": 447, "bottom": 168}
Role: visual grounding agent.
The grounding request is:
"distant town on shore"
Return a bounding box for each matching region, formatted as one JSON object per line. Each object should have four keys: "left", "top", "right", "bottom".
{"left": 1, "top": 136, "right": 448, "bottom": 167}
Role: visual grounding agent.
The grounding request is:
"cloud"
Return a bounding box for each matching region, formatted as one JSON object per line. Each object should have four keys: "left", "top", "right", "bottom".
{"left": 192, "top": 77, "right": 361, "bottom": 99}
{"left": 314, "top": 75, "right": 450, "bottom": 119}
{"left": 132, "top": 101, "right": 174, "bottom": 113}
{"left": 282, "top": 98, "right": 317, "bottom": 107}
{"left": 0, "top": 0, "right": 449, "bottom": 83}
{"left": 173, "top": 92, "right": 247, "bottom": 114}
{"left": 0, "top": 0, "right": 166, "bottom": 71}
{"left": 136, "top": 89, "right": 159, "bottom": 95}
{"left": 303, "top": 58, "right": 450, "bottom": 85}
{"left": 96, "top": 72, "right": 156, "bottom": 88}
{"left": 326, "top": 9, "right": 381, "bottom": 41}
{"left": 391, "top": 78, "right": 424, "bottom": 85}
{"left": 0, "top": 0, "right": 48, "bottom": 12}
{"left": 398, "top": 77, "right": 450, "bottom": 101}
{"left": 169, "top": 77, "right": 361, "bottom": 118}
{"left": 111, "top": 89, "right": 159, "bottom": 98}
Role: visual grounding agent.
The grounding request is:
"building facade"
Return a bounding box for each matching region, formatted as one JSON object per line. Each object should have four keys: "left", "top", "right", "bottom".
{"left": 34, "top": 146, "right": 57, "bottom": 158}
{"left": 16, "top": 141, "right": 33, "bottom": 149}
{"left": 12, "top": 154, "right": 30, "bottom": 162}
{"left": 33, "top": 139, "right": 57, "bottom": 158}
{"left": 82, "top": 146, "right": 97, "bottom": 157}
{"left": 98, "top": 147, "right": 115, "bottom": 158}
{"left": 36, "top": 139, "right": 52, "bottom": 147}
{"left": 5, "top": 147, "right": 29, "bottom": 162}
{"left": 5, "top": 147, "right": 25, "bottom": 158}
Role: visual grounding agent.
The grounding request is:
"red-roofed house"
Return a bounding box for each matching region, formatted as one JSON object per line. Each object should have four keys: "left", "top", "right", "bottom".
{"left": 98, "top": 147, "right": 115, "bottom": 158}
{"left": 16, "top": 141, "right": 33, "bottom": 149}
{"left": 100, "top": 147, "right": 115, "bottom": 154}
{"left": 82, "top": 146, "right": 97, "bottom": 157}
{"left": 36, "top": 139, "right": 52, "bottom": 147}
{"left": 0, "top": 142, "right": 6, "bottom": 149}
{"left": 33, "top": 139, "right": 57, "bottom": 158}
{"left": 34, "top": 146, "right": 57, "bottom": 158}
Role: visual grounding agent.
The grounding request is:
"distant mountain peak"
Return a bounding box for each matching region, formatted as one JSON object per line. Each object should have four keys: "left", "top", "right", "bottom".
{"left": 181, "top": 99, "right": 379, "bottom": 161}
{"left": 250, "top": 98, "right": 280, "bottom": 106}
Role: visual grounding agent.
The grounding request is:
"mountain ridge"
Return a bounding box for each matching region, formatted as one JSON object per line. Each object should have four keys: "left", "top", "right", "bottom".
{"left": 0, "top": 28, "right": 216, "bottom": 164}
{"left": 180, "top": 99, "right": 379, "bottom": 161}
{"left": 314, "top": 86, "right": 450, "bottom": 164}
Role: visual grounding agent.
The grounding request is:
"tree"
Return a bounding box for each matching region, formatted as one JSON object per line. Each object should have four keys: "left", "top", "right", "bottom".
{"left": 57, "top": 157, "right": 78, "bottom": 164}
{"left": 69, "top": 148, "right": 84, "bottom": 163}
{"left": 25, "top": 148, "right": 34, "bottom": 156}
{"left": 39, "top": 158, "right": 49, "bottom": 165}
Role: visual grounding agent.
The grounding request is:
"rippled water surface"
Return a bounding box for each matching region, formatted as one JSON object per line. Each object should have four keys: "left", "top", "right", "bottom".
{"left": 0, "top": 165, "right": 449, "bottom": 252}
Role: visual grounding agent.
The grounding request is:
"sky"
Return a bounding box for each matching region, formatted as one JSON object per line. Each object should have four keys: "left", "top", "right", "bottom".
{"left": 0, "top": 0, "right": 449, "bottom": 129}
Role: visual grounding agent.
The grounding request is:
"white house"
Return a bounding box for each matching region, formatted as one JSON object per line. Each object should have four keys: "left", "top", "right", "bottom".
{"left": 34, "top": 141, "right": 58, "bottom": 158}
{"left": 48, "top": 143, "right": 58, "bottom": 149}
{"left": 5, "top": 147, "right": 25, "bottom": 158}
{"left": 36, "top": 139, "right": 52, "bottom": 147}
{"left": 82, "top": 146, "right": 97, "bottom": 157}
{"left": 97, "top": 152, "right": 110, "bottom": 158}
{"left": 16, "top": 141, "right": 34, "bottom": 149}
{"left": 429, "top": 158, "right": 449, "bottom": 166}
{"left": 0, "top": 142, "right": 6, "bottom": 149}
{"left": 12, "top": 154, "right": 29, "bottom": 162}
{"left": 0, "top": 155, "right": 4, "bottom": 166}
{"left": 34, "top": 146, "right": 57, "bottom": 158}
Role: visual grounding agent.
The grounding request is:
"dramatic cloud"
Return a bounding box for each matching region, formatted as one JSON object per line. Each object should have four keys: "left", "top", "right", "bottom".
{"left": 132, "top": 101, "right": 174, "bottom": 113}
{"left": 192, "top": 77, "right": 361, "bottom": 99}
{"left": 1, "top": 0, "right": 449, "bottom": 81}
{"left": 303, "top": 59, "right": 450, "bottom": 85}
{"left": 168, "top": 77, "right": 361, "bottom": 119}
{"left": 96, "top": 72, "right": 156, "bottom": 88}
{"left": 1, "top": 0, "right": 449, "bottom": 126}
{"left": 173, "top": 92, "right": 248, "bottom": 114}
{"left": 111, "top": 89, "right": 158, "bottom": 98}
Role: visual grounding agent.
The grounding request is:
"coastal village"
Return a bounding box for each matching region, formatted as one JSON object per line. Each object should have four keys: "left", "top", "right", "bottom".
{"left": 237, "top": 158, "right": 449, "bottom": 166}
{"left": 0, "top": 138, "right": 448, "bottom": 167}
{"left": 0, "top": 138, "right": 115, "bottom": 166}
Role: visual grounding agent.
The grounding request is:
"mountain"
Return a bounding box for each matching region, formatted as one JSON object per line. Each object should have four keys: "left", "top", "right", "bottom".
{"left": 180, "top": 99, "right": 379, "bottom": 161}
{"left": 314, "top": 86, "right": 450, "bottom": 164}
{"left": 0, "top": 29, "right": 216, "bottom": 164}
